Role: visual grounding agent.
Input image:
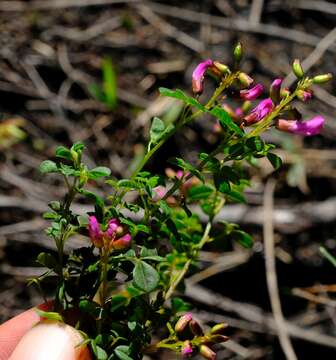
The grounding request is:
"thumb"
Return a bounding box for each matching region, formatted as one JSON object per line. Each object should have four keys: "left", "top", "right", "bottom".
{"left": 9, "top": 321, "right": 92, "bottom": 360}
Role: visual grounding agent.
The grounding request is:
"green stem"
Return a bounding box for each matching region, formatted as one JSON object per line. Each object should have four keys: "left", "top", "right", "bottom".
{"left": 164, "top": 222, "right": 212, "bottom": 300}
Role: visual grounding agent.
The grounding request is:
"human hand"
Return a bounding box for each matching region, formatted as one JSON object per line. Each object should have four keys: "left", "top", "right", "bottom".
{"left": 0, "top": 303, "right": 91, "bottom": 360}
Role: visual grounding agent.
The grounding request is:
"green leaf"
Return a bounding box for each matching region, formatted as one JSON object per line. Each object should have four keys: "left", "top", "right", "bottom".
{"left": 55, "top": 146, "right": 72, "bottom": 160}
{"left": 117, "top": 179, "right": 143, "bottom": 190}
{"left": 88, "top": 166, "right": 111, "bottom": 179}
{"left": 37, "top": 252, "right": 58, "bottom": 270}
{"left": 198, "top": 152, "right": 220, "bottom": 171}
{"left": 35, "top": 309, "right": 63, "bottom": 322}
{"left": 232, "top": 230, "right": 253, "bottom": 248}
{"left": 168, "top": 157, "right": 204, "bottom": 182}
{"left": 208, "top": 107, "right": 243, "bottom": 136}
{"left": 79, "top": 300, "right": 101, "bottom": 317}
{"left": 171, "top": 297, "right": 193, "bottom": 313}
{"left": 114, "top": 345, "right": 133, "bottom": 360}
{"left": 91, "top": 342, "right": 108, "bottom": 360}
{"left": 159, "top": 87, "right": 204, "bottom": 110}
{"left": 71, "top": 142, "right": 85, "bottom": 153}
{"left": 78, "top": 188, "right": 104, "bottom": 209}
{"left": 246, "top": 136, "right": 264, "bottom": 151}
{"left": 150, "top": 117, "right": 165, "bottom": 143}
{"left": 133, "top": 260, "right": 159, "bottom": 293}
{"left": 102, "top": 57, "right": 117, "bottom": 109}
{"left": 39, "top": 160, "right": 59, "bottom": 174}
{"left": 267, "top": 152, "right": 282, "bottom": 170}
{"left": 226, "top": 189, "right": 246, "bottom": 203}
{"left": 188, "top": 184, "right": 214, "bottom": 200}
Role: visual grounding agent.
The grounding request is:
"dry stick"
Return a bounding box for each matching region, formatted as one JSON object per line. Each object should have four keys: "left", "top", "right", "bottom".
{"left": 283, "top": 27, "right": 336, "bottom": 87}
{"left": 135, "top": 4, "right": 204, "bottom": 53}
{"left": 263, "top": 179, "right": 297, "bottom": 360}
{"left": 147, "top": 2, "right": 333, "bottom": 50}
{"left": 249, "top": 0, "right": 264, "bottom": 25}
{"left": 294, "top": 0, "right": 336, "bottom": 15}
{"left": 0, "top": 0, "right": 140, "bottom": 11}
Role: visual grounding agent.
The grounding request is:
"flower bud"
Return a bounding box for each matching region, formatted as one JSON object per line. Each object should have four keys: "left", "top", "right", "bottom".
{"left": 276, "top": 116, "right": 324, "bottom": 136}
{"left": 233, "top": 42, "right": 242, "bottom": 63}
{"left": 312, "top": 73, "right": 333, "bottom": 84}
{"left": 238, "top": 72, "right": 254, "bottom": 87}
{"left": 199, "top": 344, "right": 216, "bottom": 360}
{"left": 292, "top": 59, "right": 304, "bottom": 79}
{"left": 110, "top": 233, "right": 132, "bottom": 250}
{"left": 240, "top": 84, "right": 263, "bottom": 100}
{"left": 208, "top": 334, "right": 229, "bottom": 343}
{"left": 297, "top": 89, "right": 312, "bottom": 102}
{"left": 88, "top": 216, "right": 103, "bottom": 248}
{"left": 181, "top": 340, "right": 193, "bottom": 358}
{"left": 270, "top": 78, "right": 282, "bottom": 103}
{"left": 175, "top": 313, "right": 193, "bottom": 333}
{"left": 213, "top": 61, "right": 229, "bottom": 74}
{"left": 189, "top": 320, "right": 203, "bottom": 336}
{"left": 280, "top": 88, "right": 291, "bottom": 98}
{"left": 210, "top": 322, "right": 228, "bottom": 335}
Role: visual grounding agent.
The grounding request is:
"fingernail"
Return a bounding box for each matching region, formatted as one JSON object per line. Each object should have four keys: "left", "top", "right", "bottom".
{"left": 9, "top": 321, "right": 91, "bottom": 360}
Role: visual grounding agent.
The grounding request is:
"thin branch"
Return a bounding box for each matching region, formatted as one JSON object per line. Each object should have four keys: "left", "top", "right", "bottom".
{"left": 263, "top": 179, "right": 297, "bottom": 360}
{"left": 249, "top": 0, "right": 264, "bottom": 25}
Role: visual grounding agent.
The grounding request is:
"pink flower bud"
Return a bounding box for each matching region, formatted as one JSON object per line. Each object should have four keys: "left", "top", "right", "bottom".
{"left": 88, "top": 216, "right": 103, "bottom": 248}
{"left": 244, "top": 98, "right": 274, "bottom": 125}
{"left": 199, "top": 344, "right": 216, "bottom": 360}
{"left": 106, "top": 218, "right": 120, "bottom": 237}
{"left": 175, "top": 313, "right": 193, "bottom": 333}
{"left": 276, "top": 116, "right": 324, "bottom": 136}
{"left": 181, "top": 340, "right": 193, "bottom": 358}
{"left": 153, "top": 185, "right": 166, "bottom": 201}
{"left": 270, "top": 78, "right": 282, "bottom": 103}
{"left": 238, "top": 72, "right": 254, "bottom": 87}
{"left": 110, "top": 232, "right": 132, "bottom": 250}
{"left": 192, "top": 59, "right": 213, "bottom": 94}
{"left": 297, "top": 89, "right": 313, "bottom": 102}
{"left": 240, "top": 84, "right": 263, "bottom": 100}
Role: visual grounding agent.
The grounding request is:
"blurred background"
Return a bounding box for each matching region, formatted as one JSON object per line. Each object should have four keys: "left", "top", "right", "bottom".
{"left": 0, "top": 0, "right": 336, "bottom": 359}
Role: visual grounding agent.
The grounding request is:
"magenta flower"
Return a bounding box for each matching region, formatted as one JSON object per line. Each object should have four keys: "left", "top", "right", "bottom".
{"left": 240, "top": 84, "right": 263, "bottom": 100}
{"left": 88, "top": 216, "right": 103, "bottom": 247}
{"left": 111, "top": 233, "right": 132, "bottom": 250}
{"left": 192, "top": 59, "right": 213, "bottom": 94}
{"left": 88, "top": 216, "right": 131, "bottom": 250}
{"left": 244, "top": 98, "right": 274, "bottom": 125}
{"left": 276, "top": 116, "right": 324, "bottom": 136}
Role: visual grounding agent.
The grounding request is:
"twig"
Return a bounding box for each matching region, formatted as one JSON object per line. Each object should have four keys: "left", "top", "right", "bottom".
{"left": 249, "top": 0, "right": 264, "bottom": 25}
{"left": 147, "top": 2, "right": 334, "bottom": 50}
{"left": 135, "top": 5, "right": 204, "bottom": 52}
{"left": 0, "top": 0, "right": 140, "bottom": 11}
{"left": 263, "top": 179, "right": 297, "bottom": 360}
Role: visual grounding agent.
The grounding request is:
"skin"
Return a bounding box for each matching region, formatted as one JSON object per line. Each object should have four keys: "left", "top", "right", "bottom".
{"left": 0, "top": 303, "right": 91, "bottom": 360}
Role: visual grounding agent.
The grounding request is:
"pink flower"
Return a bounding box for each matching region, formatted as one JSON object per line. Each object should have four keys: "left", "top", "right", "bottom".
{"left": 192, "top": 59, "right": 213, "bottom": 94}
{"left": 88, "top": 216, "right": 131, "bottom": 250}
{"left": 88, "top": 216, "right": 103, "bottom": 247}
{"left": 175, "top": 312, "right": 193, "bottom": 333}
{"left": 181, "top": 341, "right": 193, "bottom": 358}
{"left": 111, "top": 233, "right": 132, "bottom": 250}
{"left": 276, "top": 116, "right": 324, "bottom": 136}
{"left": 240, "top": 84, "right": 263, "bottom": 100}
{"left": 244, "top": 98, "right": 274, "bottom": 125}
{"left": 153, "top": 185, "right": 167, "bottom": 201}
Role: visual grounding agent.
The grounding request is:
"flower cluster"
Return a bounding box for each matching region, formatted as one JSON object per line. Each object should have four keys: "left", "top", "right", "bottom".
{"left": 191, "top": 55, "right": 332, "bottom": 136}
{"left": 171, "top": 313, "right": 228, "bottom": 359}
{"left": 88, "top": 216, "right": 131, "bottom": 251}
